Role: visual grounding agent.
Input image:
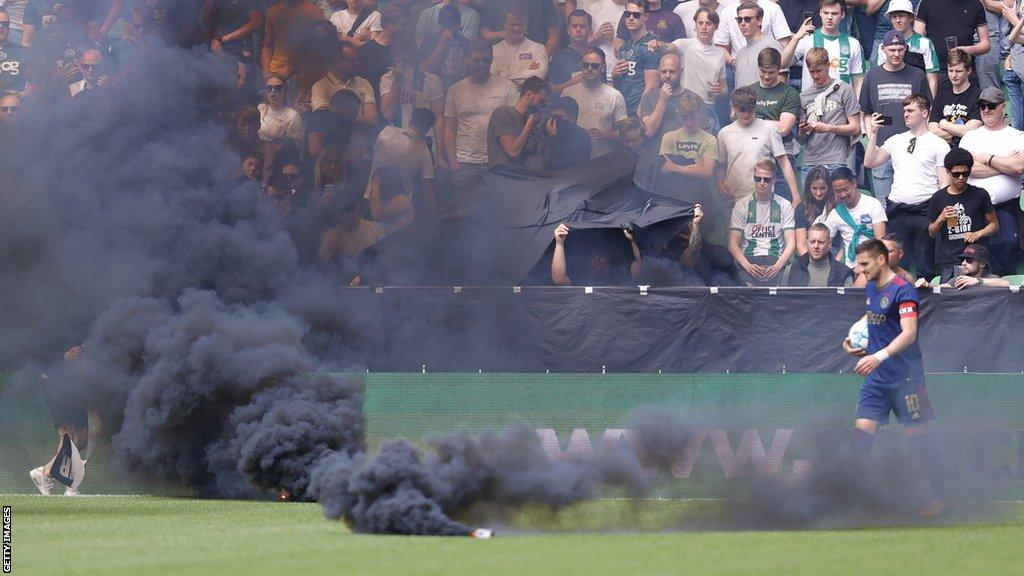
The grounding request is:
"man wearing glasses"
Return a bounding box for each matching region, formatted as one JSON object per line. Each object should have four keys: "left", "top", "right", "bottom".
{"left": 859, "top": 29, "right": 931, "bottom": 209}
{"left": 727, "top": 158, "right": 796, "bottom": 286}
{"left": 957, "top": 86, "right": 1024, "bottom": 274}
{"left": 864, "top": 93, "right": 949, "bottom": 281}
{"left": 442, "top": 38, "right": 518, "bottom": 194}
{"left": 612, "top": 0, "right": 659, "bottom": 115}
{"left": 927, "top": 147, "right": 999, "bottom": 283}
{"left": 561, "top": 47, "right": 628, "bottom": 158}
{"left": 0, "top": 9, "right": 29, "bottom": 96}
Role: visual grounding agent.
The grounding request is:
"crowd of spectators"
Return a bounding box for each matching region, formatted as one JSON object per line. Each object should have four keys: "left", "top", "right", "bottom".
{"left": 3, "top": 0, "right": 1024, "bottom": 288}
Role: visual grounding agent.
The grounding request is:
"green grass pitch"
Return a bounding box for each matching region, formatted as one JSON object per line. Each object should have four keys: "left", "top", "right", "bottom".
{"left": 3, "top": 495, "right": 1023, "bottom": 576}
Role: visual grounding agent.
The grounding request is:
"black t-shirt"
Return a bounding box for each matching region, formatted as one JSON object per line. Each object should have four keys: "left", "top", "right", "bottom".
{"left": 357, "top": 40, "right": 391, "bottom": 100}
{"left": 929, "top": 82, "right": 981, "bottom": 148}
{"left": 928, "top": 184, "right": 995, "bottom": 265}
{"left": 0, "top": 42, "right": 29, "bottom": 93}
{"left": 915, "top": 0, "right": 986, "bottom": 70}
{"left": 304, "top": 109, "right": 354, "bottom": 158}
{"left": 544, "top": 120, "right": 591, "bottom": 170}
{"left": 859, "top": 64, "right": 930, "bottom": 145}
{"left": 481, "top": 0, "right": 558, "bottom": 46}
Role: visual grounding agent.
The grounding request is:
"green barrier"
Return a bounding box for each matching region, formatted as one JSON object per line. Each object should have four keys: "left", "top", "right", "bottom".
{"left": 2, "top": 373, "right": 1022, "bottom": 499}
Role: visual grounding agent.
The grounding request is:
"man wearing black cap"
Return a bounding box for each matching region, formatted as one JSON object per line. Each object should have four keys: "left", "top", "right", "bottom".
{"left": 935, "top": 244, "right": 1009, "bottom": 289}
{"left": 859, "top": 29, "right": 931, "bottom": 209}
{"left": 418, "top": 4, "right": 471, "bottom": 90}
{"left": 415, "top": 0, "right": 478, "bottom": 43}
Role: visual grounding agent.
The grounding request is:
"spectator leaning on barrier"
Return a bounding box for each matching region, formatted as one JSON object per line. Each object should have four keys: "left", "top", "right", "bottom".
{"left": 864, "top": 93, "right": 950, "bottom": 281}
{"left": 927, "top": 147, "right": 999, "bottom": 283}
{"left": 716, "top": 85, "right": 799, "bottom": 203}
{"left": 880, "top": 233, "right": 919, "bottom": 284}
{"left": 927, "top": 49, "right": 982, "bottom": 149}
{"left": 822, "top": 166, "right": 887, "bottom": 269}
{"left": 562, "top": 47, "right": 629, "bottom": 158}
{"left": 928, "top": 243, "right": 1009, "bottom": 289}
{"left": 797, "top": 46, "right": 861, "bottom": 183}
{"left": 781, "top": 0, "right": 863, "bottom": 98}
{"left": 957, "top": 86, "right": 1024, "bottom": 274}
{"left": 728, "top": 158, "right": 796, "bottom": 286}
{"left": 859, "top": 29, "right": 931, "bottom": 209}
{"left": 782, "top": 222, "right": 854, "bottom": 287}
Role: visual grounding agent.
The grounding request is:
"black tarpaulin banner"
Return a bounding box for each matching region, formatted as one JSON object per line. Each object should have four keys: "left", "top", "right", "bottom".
{"left": 335, "top": 286, "right": 1024, "bottom": 374}
{"left": 361, "top": 152, "right": 696, "bottom": 285}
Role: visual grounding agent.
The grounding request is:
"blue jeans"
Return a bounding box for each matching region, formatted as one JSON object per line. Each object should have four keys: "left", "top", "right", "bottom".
{"left": 870, "top": 162, "right": 893, "bottom": 209}
{"left": 1005, "top": 68, "right": 1024, "bottom": 130}
{"left": 977, "top": 11, "right": 1004, "bottom": 90}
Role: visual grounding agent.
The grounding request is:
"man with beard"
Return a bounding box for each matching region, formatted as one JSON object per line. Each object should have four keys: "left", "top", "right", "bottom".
{"left": 486, "top": 76, "right": 549, "bottom": 167}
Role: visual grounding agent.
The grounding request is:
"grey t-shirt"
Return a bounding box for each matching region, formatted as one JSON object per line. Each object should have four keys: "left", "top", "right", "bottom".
{"left": 859, "top": 64, "right": 930, "bottom": 146}
{"left": 733, "top": 36, "right": 785, "bottom": 89}
{"left": 639, "top": 88, "right": 685, "bottom": 152}
{"left": 486, "top": 105, "right": 535, "bottom": 167}
{"left": 800, "top": 80, "right": 860, "bottom": 165}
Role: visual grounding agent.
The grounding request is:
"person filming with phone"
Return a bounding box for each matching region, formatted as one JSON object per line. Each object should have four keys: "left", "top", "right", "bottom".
{"left": 859, "top": 29, "right": 931, "bottom": 209}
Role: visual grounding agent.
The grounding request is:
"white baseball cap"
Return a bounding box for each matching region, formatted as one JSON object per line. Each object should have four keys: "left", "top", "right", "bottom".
{"left": 886, "top": 0, "right": 915, "bottom": 16}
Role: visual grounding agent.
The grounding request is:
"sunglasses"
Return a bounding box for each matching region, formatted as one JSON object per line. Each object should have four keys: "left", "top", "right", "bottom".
{"left": 624, "top": 10, "right": 644, "bottom": 19}
{"left": 582, "top": 62, "right": 602, "bottom": 70}
{"left": 950, "top": 170, "right": 971, "bottom": 179}
{"left": 907, "top": 136, "right": 917, "bottom": 154}
{"left": 980, "top": 102, "right": 1002, "bottom": 110}
{"left": 266, "top": 84, "right": 284, "bottom": 91}
{"left": 0, "top": 106, "right": 18, "bottom": 112}
{"left": 961, "top": 257, "right": 979, "bottom": 264}
{"left": 80, "top": 64, "right": 98, "bottom": 70}
{"left": 0, "top": 21, "right": 10, "bottom": 28}
{"left": 753, "top": 176, "right": 774, "bottom": 183}
{"left": 735, "top": 15, "right": 756, "bottom": 23}
{"left": 470, "top": 56, "right": 493, "bottom": 64}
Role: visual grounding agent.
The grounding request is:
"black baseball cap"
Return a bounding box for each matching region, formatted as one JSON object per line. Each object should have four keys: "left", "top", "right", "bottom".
{"left": 959, "top": 243, "right": 991, "bottom": 266}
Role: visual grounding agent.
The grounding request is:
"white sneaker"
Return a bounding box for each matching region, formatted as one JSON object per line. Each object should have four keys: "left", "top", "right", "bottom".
{"left": 29, "top": 466, "right": 53, "bottom": 496}
{"left": 63, "top": 487, "right": 79, "bottom": 497}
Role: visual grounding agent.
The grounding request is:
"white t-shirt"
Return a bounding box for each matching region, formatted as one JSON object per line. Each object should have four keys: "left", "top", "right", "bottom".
{"left": 310, "top": 73, "right": 376, "bottom": 112}
{"left": 823, "top": 194, "right": 888, "bottom": 268}
{"left": 491, "top": 38, "right": 549, "bottom": 85}
{"left": 674, "top": 0, "right": 727, "bottom": 41}
{"left": 959, "top": 124, "right": 1024, "bottom": 205}
{"left": 562, "top": 82, "right": 629, "bottom": 157}
{"left": 366, "top": 126, "right": 435, "bottom": 198}
{"left": 444, "top": 75, "right": 518, "bottom": 164}
{"left": 671, "top": 38, "right": 726, "bottom": 104}
{"left": 329, "top": 9, "right": 382, "bottom": 37}
{"left": 730, "top": 194, "right": 796, "bottom": 257}
{"left": 379, "top": 69, "right": 444, "bottom": 134}
{"left": 881, "top": 130, "right": 950, "bottom": 206}
{"left": 716, "top": 118, "right": 787, "bottom": 199}
{"left": 577, "top": 0, "right": 625, "bottom": 80}
{"left": 713, "top": 0, "right": 792, "bottom": 52}
{"left": 791, "top": 32, "right": 864, "bottom": 88}
{"left": 257, "top": 103, "right": 303, "bottom": 142}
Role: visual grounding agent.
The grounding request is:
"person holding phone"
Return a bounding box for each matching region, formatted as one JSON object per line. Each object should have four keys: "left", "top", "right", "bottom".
{"left": 859, "top": 29, "right": 931, "bottom": 208}
{"left": 798, "top": 46, "right": 861, "bottom": 183}
{"left": 781, "top": 0, "right": 863, "bottom": 98}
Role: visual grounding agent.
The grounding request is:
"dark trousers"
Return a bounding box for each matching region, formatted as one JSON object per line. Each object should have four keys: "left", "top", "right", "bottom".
{"left": 887, "top": 201, "right": 936, "bottom": 279}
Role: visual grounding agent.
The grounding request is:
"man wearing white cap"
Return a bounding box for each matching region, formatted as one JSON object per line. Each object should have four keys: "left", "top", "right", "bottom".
{"left": 874, "top": 0, "right": 939, "bottom": 98}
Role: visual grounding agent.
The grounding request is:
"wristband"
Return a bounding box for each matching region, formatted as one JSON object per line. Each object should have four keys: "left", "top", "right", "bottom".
{"left": 873, "top": 349, "right": 890, "bottom": 363}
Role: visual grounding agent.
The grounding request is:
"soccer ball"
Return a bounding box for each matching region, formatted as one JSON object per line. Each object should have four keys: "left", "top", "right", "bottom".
{"left": 848, "top": 318, "right": 869, "bottom": 351}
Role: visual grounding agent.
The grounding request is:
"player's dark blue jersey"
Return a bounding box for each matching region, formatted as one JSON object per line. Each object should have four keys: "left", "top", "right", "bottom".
{"left": 865, "top": 275, "right": 925, "bottom": 386}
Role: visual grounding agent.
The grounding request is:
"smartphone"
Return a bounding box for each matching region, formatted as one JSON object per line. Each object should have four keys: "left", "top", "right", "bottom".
{"left": 803, "top": 10, "right": 815, "bottom": 21}
{"left": 878, "top": 115, "right": 894, "bottom": 126}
